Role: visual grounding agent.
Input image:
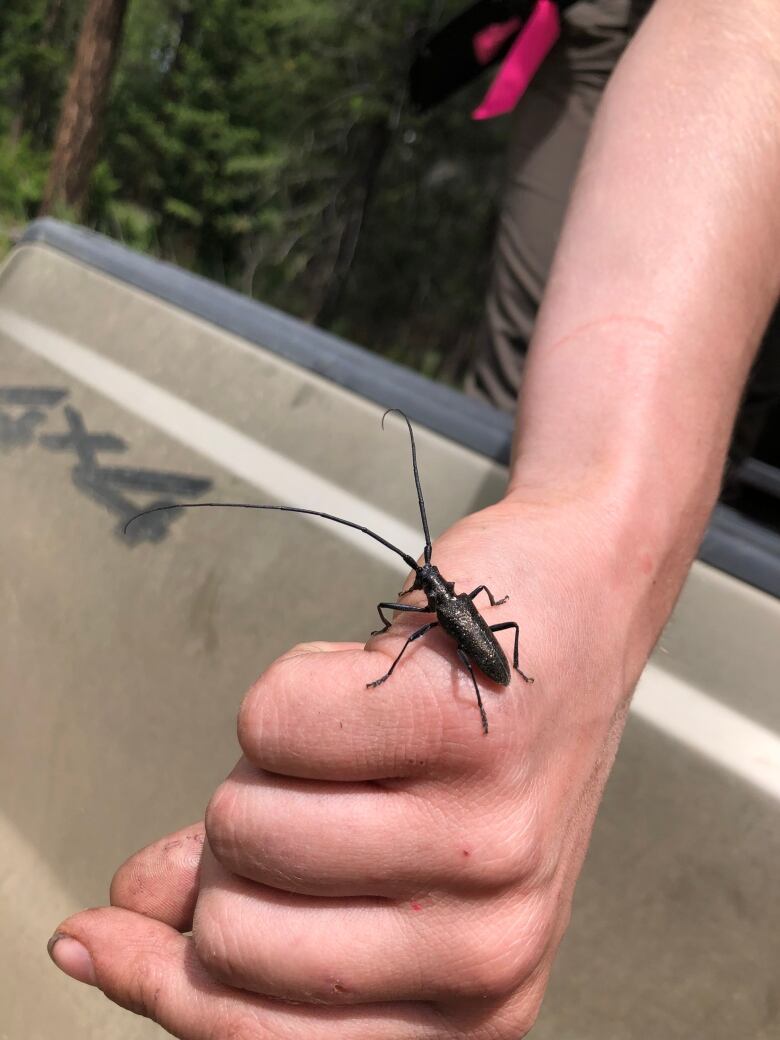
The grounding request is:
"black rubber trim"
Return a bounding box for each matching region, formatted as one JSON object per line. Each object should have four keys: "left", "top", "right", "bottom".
{"left": 18, "top": 218, "right": 780, "bottom": 599}
{"left": 737, "top": 457, "right": 780, "bottom": 499}
{"left": 700, "top": 507, "right": 780, "bottom": 599}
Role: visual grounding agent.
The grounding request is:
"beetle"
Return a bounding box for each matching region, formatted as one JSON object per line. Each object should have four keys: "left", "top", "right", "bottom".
{"left": 124, "top": 409, "right": 533, "bottom": 733}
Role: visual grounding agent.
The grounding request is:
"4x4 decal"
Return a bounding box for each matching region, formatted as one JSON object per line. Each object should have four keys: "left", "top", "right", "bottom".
{"left": 1, "top": 385, "right": 212, "bottom": 542}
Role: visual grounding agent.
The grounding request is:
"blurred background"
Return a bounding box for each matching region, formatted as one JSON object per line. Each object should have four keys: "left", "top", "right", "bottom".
{"left": 2, "top": 6, "right": 780, "bottom": 1037}
{"left": 0, "top": 0, "right": 509, "bottom": 383}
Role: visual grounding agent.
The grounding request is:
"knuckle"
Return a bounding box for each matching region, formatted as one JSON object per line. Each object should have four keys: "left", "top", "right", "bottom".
{"left": 501, "top": 971, "right": 551, "bottom": 1039}
{"left": 462, "top": 1004, "right": 543, "bottom": 1040}
{"left": 445, "top": 898, "right": 553, "bottom": 999}
{"left": 204, "top": 783, "right": 240, "bottom": 866}
{"left": 448, "top": 940, "right": 523, "bottom": 1000}
{"left": 455, "top": 944, "right": 523, "bottom": 999}
{"left": 193, "top": 898, "right": 241, "bottom": 988}
{"left": 499, "top": 1002, "right": 544, "bottom": 1040}
{"left": 236, "top": 683, "right": 263, "bottom": 760}
{"left": 507, "top": 805, "right": 550, "bottom": 884}
{"left": 236, "top": 666, "right": 286, "bottom": 763}
{"left": 458, "top": 804, "right": 550, "bottom": 890}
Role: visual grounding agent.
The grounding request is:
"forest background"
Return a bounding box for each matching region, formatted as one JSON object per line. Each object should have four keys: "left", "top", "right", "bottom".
{"left": 0, "top": 0, "right": 511, "bottom": 383}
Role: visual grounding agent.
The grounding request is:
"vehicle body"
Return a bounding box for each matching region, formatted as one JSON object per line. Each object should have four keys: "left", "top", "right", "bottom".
{"left": 1, "top": 220, "right": 779, "bottom": 1039}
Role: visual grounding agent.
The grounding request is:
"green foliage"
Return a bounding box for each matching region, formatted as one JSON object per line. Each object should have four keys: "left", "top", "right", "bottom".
{"left": 0, "top": 0, "right": 83, "bottom": 145}
{"left": 0, "top": 135, "right": 49, "bottom": 218}
{"left": 0, "top": 0, "right": 510, "bottom": 380}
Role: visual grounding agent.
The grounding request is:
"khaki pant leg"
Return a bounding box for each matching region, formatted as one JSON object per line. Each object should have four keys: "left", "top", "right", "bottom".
{"left": 466, "top": 0, "right": 650, "bottom": 410}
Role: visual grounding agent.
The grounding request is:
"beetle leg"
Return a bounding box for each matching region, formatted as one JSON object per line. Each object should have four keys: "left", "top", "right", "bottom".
{"left": 456, "top": 647, "right": 489, "bottom": 735}
{"left": 489, "top": 621, "right": 533, "bottom": 683}
{"left": 367, "top": 621, "right": 438, "bottom": 687}
{"left": 371, "top": 601, "right": 430, "bottom": 636}
{"left": 469, "top": 585, "right": 509, "bottom": 607}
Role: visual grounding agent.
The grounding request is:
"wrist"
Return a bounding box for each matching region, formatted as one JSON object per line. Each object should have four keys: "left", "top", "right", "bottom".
{"left": 504, "top": 317, "right": 728, "bottom": 609}
{"left": 501, "top": 454, "right": 716, "bottom": 657}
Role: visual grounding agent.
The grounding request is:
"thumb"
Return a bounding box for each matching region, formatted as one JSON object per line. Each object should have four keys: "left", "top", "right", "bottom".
{"left": 46, "top": 908, "right": 415, "bottom": 1038}
{"left": 46, "top": 907, "right": 250, "bottom": 1035}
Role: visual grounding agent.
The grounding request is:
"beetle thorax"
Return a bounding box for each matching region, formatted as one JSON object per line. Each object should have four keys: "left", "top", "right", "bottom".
{"left": 418, "top": 563, "right": 455, "bottom": 610}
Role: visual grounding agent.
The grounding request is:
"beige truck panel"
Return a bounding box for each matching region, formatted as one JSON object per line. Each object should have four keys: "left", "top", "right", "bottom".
{"left": 1, "top": 235, "right": 779, "bottom": 1039}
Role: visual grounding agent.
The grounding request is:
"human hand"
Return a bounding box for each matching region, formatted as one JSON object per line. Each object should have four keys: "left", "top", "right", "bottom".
{"left": 48, "top": 490, "right": 663, "bottom": 1038}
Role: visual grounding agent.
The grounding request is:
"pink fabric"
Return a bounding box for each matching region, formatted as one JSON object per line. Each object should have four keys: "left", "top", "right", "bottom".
{"left": 472, "top": 0, "right": 561, "bottom": 120}
{"left": 473, "top": 17, "right": 523, "bottom": 66}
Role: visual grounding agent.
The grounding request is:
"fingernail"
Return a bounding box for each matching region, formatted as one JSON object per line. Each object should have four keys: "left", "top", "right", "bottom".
{"left": 47, "top": 933, "right": 97, "bottom": 986}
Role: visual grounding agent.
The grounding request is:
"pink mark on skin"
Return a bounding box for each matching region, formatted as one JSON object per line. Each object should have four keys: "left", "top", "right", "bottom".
{"left": 462, "top": 848, "right": 472, "bottom": 858}
{"left": 547, "top": 315, "right": 669, "bottom": 355}
{"left": 409, "top": 892, "right": 436, "bottom": 911}
{"left": 638, "top": 551, "right": 655, "bottom": 576}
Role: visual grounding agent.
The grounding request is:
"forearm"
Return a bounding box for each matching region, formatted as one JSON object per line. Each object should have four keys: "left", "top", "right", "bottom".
{"left": 509, "top": 0, "right": 780, "bottom": 609}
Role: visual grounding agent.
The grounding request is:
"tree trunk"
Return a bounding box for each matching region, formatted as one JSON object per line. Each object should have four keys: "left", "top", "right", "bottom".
{"left": 39, "top": 0, "right": 129, "bottom": 216}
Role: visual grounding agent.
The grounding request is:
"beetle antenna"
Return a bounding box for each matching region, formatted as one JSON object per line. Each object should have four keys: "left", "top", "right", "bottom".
{"left": 123, "top": 502, "right": 421, "bottom": 572}
{"left": 381, "top": 409, "right": 432, "bottom": 565}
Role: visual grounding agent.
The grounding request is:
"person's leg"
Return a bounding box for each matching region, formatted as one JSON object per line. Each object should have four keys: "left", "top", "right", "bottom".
{"left": 467, "top": 0, "right": 651, "bottom": 409}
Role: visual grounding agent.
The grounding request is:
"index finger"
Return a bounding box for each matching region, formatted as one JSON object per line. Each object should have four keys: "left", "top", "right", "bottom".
{"left": 237, "top": 632, "right": 513, "bottom": 781}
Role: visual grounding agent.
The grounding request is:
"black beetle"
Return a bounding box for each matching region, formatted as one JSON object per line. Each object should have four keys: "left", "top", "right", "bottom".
{"left": 124, "top": 409, "right": 533, "bottom": 733}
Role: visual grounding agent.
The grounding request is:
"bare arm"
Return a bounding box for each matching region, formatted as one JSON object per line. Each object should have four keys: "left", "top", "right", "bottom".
{"left": 512, "top": 0, "right": 780, "bottom": 640}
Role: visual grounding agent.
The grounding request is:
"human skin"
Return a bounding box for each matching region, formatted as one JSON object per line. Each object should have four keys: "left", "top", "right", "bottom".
{"left": 48, "top": 1, "right": 780, "bottom": 1036}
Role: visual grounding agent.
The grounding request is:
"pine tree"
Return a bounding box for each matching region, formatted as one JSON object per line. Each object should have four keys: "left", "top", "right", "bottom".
{"left": 1, "top": 0, "right": 509, "bottom": 377}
